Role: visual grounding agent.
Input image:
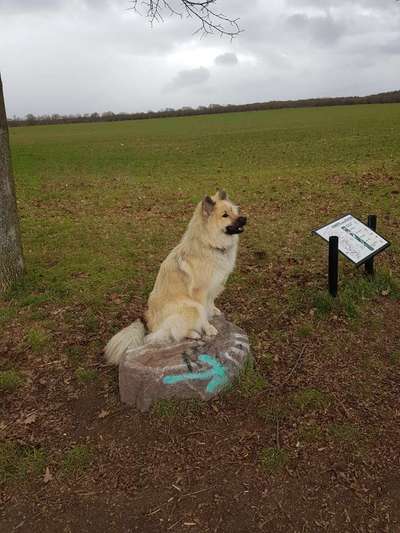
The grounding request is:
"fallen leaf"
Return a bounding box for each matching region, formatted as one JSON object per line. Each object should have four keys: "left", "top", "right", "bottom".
{"left": 24, "top": 413, "right": 37, "bottom": 425}
{"left": 98, "top": 409, "right": 110, "bottom": 419}
{"left": 44, "top": 467, "right": 53, "bottom": 483}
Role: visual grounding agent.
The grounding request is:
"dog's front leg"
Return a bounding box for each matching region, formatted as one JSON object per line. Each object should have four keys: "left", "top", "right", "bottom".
{"left": 207, "top": 303, "right": 222, "bottom": 318}
{"left": 196, "top": 302, "right": 218, "bottom": 337}
{"left": 206, "top": 284, "right": 225, "bottom": 319}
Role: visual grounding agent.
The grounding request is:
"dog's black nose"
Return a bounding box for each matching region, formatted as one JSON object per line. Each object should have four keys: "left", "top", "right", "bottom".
{"left": 237, "top": 216, "right": 247, "bottom": 226}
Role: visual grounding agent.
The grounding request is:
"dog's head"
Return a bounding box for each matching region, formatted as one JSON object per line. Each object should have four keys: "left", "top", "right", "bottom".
{"left": 202, "top": 190, "right": 247, "bottom": 236}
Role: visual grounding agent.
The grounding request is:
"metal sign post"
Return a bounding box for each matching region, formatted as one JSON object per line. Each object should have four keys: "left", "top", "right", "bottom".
{"left": 328, "top": 236, "right": 339, "bottom": 297}
{"left": 365, "top": 215, "right": 377, "bottom": 277}
{"left": 313, "top": 213, "right": 390, "bottom": 297}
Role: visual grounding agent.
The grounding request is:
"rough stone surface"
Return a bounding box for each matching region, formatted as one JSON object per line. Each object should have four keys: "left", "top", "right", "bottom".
{"left": 119, "top": 315, "right": 251, "bottom": 411}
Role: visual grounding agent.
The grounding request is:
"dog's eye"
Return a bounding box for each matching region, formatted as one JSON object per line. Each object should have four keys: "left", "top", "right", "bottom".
{"left": 222, "top": 213, "right": 229, "bottom": 218}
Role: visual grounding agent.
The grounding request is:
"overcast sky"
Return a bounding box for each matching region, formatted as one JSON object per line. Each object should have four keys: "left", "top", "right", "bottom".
{"left": 1, "top": 0, "right": 399, "bottom": 117}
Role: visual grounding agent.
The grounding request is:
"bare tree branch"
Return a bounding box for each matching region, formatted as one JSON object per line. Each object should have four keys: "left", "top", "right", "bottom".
{"left": 129, "top": 0, "right": 242, "bottom": 37}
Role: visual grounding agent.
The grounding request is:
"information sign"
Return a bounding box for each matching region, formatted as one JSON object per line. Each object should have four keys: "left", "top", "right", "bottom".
{"left": 313, "top": 214, "right": 390, "bottom": 267}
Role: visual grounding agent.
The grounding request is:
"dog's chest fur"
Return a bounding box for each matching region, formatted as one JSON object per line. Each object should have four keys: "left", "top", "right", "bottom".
{"left": 206, "top": 244, "right": 237, "bottom": 291}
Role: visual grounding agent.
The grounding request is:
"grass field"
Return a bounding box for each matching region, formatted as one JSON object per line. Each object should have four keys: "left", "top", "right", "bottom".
{"left": 1, "top": 103, "right": 400, "bottom": 531}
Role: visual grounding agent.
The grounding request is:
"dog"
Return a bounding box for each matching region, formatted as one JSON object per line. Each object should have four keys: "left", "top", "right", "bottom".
{"left": 104, "top": 190, "right": 246, "bottom": 365}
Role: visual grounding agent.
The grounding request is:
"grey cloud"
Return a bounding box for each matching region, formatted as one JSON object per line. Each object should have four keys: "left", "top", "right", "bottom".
{"left": 286, "top": 0, "right": 396, "bottom": 10}
{"left": 215, "top": 52, "right": 239, "bottom": 66}
{"left": 380, "top": 37, "right": 400, "bottom": 55}
{"left": 165, "top": 67, "right": 210, "bottom": 92}
{"left": 0, "top": 0, "right": 115, "bottom": 11}
{"left": 286, "top": 12, "right": 345, "bottom": 45}
{"left": 0, "top": 0, "right": 63, "bottom": 12}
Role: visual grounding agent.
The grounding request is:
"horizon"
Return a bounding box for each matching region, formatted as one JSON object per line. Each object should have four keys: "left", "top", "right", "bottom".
{"left": 6, "top": 87, "right": 400, "bottom": 121}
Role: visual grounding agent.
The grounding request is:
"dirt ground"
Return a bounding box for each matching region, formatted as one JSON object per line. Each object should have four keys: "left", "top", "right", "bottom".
{"left": 2, "top": 283, "right": 400, "bottom": 533}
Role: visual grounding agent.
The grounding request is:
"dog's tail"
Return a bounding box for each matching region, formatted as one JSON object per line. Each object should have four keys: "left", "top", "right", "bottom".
{"left": 104, "top": 319, "right": 146, "bottom": 365}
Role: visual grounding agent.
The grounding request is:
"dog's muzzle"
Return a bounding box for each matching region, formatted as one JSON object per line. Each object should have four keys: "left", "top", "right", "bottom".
{"left": 225, "top": 216, "right": 247, "bottom": 235}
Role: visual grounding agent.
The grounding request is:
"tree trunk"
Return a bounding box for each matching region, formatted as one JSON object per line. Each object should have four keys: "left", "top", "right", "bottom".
{"left": 0, "top": 73, "right": 24, "bottom": 294}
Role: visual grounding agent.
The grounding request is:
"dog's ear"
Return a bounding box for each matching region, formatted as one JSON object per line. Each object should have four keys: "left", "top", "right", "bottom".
{"left": 217, "top": 189, "right": 227, "bottom": 201}
{"left": 202, "top": 196, "right": 215, "bottom": 216}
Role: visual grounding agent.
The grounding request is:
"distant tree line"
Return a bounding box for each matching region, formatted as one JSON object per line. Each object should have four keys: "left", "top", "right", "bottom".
{"left": 8, "top": 90, "right": 400, "bottom": 127}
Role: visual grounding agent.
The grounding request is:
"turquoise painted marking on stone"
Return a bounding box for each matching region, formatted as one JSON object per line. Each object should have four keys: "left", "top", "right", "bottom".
{"left": 163, "top": 354, "right": 228, "bottom": 394}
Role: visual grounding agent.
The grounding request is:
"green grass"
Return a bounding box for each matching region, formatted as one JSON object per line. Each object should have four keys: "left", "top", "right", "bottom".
{"left": 257, "top": 400, "right": 288, "bottom": 424}
{"left": 26, "top": 328, "right": 49, "bottom": 352}
{"left": 3, "top": 103, "right": 399, "bottom": 314}
{"left": 180, "top": 398, "right": 203, "bottom": 415}
{"left": 152, "top": 399, "right": 180, "bottom": 418}
{"left": 0, "top": 370, "right": 23, "bottom": 393}
{"left": 259, "top": 352, "right": 275, "bottom": 369}
{"left": 259, "top": 391, "right": 329, "bottom": 425}
{"left": 75, "top": 367, "right": 98, "bottom": 384}
{"left": 298, "top": 423, "right": 324, "bottom": 443}
{"left": 297, "top": 323, "right": 313, "bottom": 338}
{"left": 329, "top": 423, "right": 360, "bottom": 443}
{"left": 0, "top": 442, "right": 46, "bottom": 483}
{"left": 339, "top": 271, "right": 400, "bottom": 318}
{"left": 152, "top": 398, "right": 203, "bottom": 418}
{"left": 260, "top": 447, "right": 289, "bottom": 473}
{"left": 66, "top": 346, "right": 85, "bottom": 366}
{"left": 0, "top": 307, "right": 17, "bottom": 324}
{"left": 389, "top": 352, "right": 400, "bottom": 365}
{"left": 293, "top": 388, "right": 330, "bottom": 412}
{"left": 62, "top": 445, "right": 92, "bottom": 474}
{"left": 312, "top": 292, "right": 336, "bottom": 317}
{"left": 237, "top": 360, "right": 267, "bottom": 397}
{"left": 309, "top": 270, "right": 400, "bottom": 319}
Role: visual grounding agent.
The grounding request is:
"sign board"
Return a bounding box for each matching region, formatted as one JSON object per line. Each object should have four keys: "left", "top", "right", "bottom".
{"left": 313, "top": 214, "right": 390, "bottom": 266}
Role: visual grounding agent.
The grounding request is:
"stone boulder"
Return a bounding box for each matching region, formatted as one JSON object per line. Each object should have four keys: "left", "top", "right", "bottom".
{"left": 118, "top": 315, "right": 251, "bottom": 412}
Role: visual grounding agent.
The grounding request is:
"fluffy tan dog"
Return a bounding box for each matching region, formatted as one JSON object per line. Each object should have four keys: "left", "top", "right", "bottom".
{"left": 104, "top": 190, "right": 246, "bottom": 365}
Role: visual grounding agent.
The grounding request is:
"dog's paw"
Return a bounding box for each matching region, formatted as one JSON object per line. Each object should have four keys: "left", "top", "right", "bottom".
{"left": 211, "top": 306, "right": 222, "bottom": 317}
{"left": 204, "top": 323, "right": 218, "bottom": 337}
{"left": 207, "top": 305, "right": 222, "bottom": 319}
{"left": 187, "top": 330, "right": 201, "bottom": 340}
{"left": 144, "top": 332, "right": 166, "bottom": 345}
{"left": 144, "top": 334, "right": 157, "bottom": 345}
